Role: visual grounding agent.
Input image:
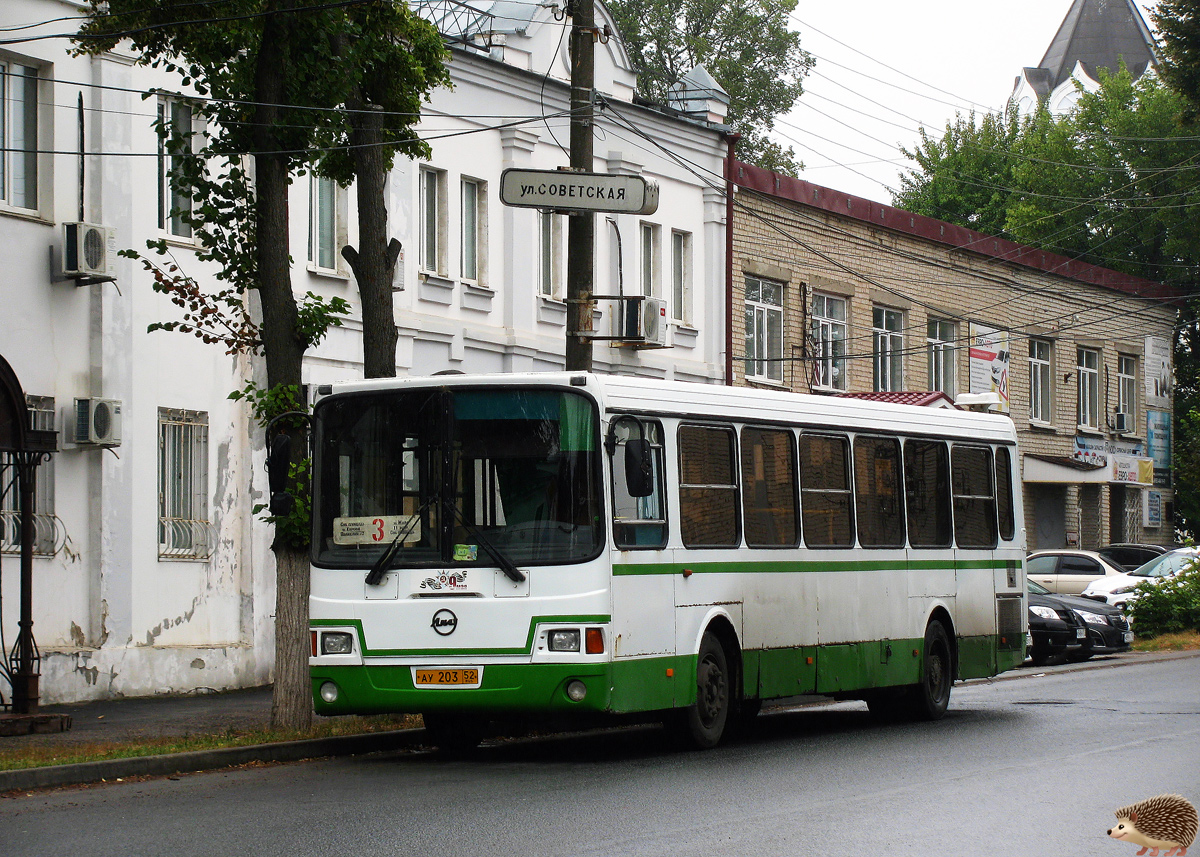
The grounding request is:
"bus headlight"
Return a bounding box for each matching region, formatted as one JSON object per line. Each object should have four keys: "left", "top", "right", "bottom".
{"left": 548, "top": 630, "right": 581, "bottom": 652}
{"left": 319, "top": 681, "right": 340, "bottom": 703}
{"left": 321, "top": 632, "right": 354, "bottom": 655}
{"left": 565, "top": 680, "right": 587, "bottom": 702}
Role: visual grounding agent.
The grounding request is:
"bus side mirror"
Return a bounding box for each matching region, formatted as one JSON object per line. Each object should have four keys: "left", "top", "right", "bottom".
{"left": 267, "top": 433, "right": 294, "bottom": 516}
{"left": 624, "top": 439, "right": 654, "bottom": 498}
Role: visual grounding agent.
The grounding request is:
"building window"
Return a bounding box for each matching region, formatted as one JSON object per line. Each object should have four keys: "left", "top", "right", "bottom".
{"left": 419, "top": 167, "right": 447, "bottom": 275}
{"left": 1077, "top": 347, "right": 1100, "bottom": 430}
{"left": 538, "top": 210, "right": 564, "bottom": 298}
{"left": 157, "top": 99, "right": 195, "bottom": 239}
{"left": 671, "top": 230, "right": 691, "bottom": 324}
{"left": 927, "top": 318, "right": 956, "bottom": 397}
{"left": 0, "top": 395, "right": 56, "bottom": 556}
{"left": 745, "top": 276, "right": 783, "bottom": 383}
{"left": 308, "top": 173, "right": 341, "bottom": 271}
{"left": 1117, "top": 355, "right": 1137, "bottom": 431}
{"left": 1029, "top": 338, "right": 1052, "bottom": 423}
{"left": 460, "top": 177, "right": 487, "bottom": 283}
{"left": 640, "top": 222, "right": 660, "bottom": 297}
{"left": 1, "top": 61, "right": 39, "bottom": 211}
{"left": 811, "top": 293, "right": 847, "bottom": 391}
{"left": 873, "top": 307, "right": 904, "bottom": 392}
{"left": 158, "top": 409, "right": 212, "bottom": 560}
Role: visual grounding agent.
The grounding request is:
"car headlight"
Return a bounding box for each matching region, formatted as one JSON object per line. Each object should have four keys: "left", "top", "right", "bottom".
{"left": 1074, "top": 610, "right": 1109, "bottom": 626}
{"left": 1030, "top": 605, "right": 1059, "bottom": 621}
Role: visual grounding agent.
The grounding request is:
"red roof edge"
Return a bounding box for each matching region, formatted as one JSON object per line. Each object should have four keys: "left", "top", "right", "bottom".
{"left": 732, "top": 160, "right": 1182, "bottom": 304}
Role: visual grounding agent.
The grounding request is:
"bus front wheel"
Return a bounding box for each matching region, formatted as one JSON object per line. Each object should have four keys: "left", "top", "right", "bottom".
{"left": 677, "top": 631, "right": 731, "bottom": 749}
{"left": 911, "top": 620, "right": 953, "bottom": 721}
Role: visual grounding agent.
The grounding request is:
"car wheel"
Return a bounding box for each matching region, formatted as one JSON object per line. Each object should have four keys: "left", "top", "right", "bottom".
{"left": 908, "top": 621, "right": 953, "bottom": 720}
{"left": 676, "top": 631, "right": 731, "bottom": 749}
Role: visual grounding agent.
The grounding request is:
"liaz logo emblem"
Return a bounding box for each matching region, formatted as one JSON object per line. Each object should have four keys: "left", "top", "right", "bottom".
{"left": 431, "top": 609, "right": 458, "bottom": 636}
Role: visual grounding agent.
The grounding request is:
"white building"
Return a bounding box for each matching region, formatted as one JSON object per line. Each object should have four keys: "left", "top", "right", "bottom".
{"left": 0, "top": 0, "right": 730, "bottom": 704}
{"left": 1011, "top": 0, "right": 1156, "bottom": 114}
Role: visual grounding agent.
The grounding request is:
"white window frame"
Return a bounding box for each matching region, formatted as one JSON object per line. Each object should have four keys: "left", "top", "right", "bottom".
{"left": 460, "top": 177, "right": 488, "bottom": 285}
{"left": 157, "top": 98, "right": 196, "bottom": 239}
{"left": 1077, "top": 347, "right": 1100, "bottom": 430}
{"left": 1117, "top": 354, "right": 1137, "bottom": 430}
{"left": 811, "top": 292, "right": 848, "bottom": 391}
{"left": 0, "top": 60, "right": 40, "bottom": 212}
{"left": 873, "top": 306, "right": 905, "bottom": 392}
{"left": 419, "top": 166, "right": 448, "bottom": 276}
{"left": 538, "top": 209, "right": 564, "bottom": 298}
{"left": 1, "top": 395, "right": 56, "bottom": 556}
{"left": 308, "top": 172, "right": 345, "bottom": 272}
{"left": 1029, "top": 338, "right": 1053, "bottom": 424}
{"left": 745, "top": 275, "right": 784, "bottom": 384}
{"left": 670, "top": 229, "right": 691, "bottom": 324}
{"left": 927, "top": 318, "right": 956, "bottom": 397}
{"left": 640, "top": 222, "right": 661, "bottom": 297}
{"left": 158, "top": 408, "right": 212, "bottom": 561}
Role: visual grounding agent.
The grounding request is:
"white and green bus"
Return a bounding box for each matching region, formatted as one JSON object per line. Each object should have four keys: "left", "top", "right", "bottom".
{"left": 308, "top": 372, "right": 1027, "bottom": 748}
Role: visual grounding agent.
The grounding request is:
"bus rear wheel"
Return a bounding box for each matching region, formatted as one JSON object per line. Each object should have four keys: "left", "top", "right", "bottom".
{"left": 676, "top": 631, "right": 731, "bottom": 749}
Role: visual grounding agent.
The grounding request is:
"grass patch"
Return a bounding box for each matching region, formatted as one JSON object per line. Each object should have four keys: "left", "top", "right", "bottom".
{"left": 1132, "top": 630, "right": 1200, "bottom": 652}
{"left": 0, "top": 713, "right": 421, "bottom": 772}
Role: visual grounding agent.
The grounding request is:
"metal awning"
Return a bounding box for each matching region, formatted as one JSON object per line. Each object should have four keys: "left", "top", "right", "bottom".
{"left": 1023, "top": 453, "right": 1109, "bottom": 484}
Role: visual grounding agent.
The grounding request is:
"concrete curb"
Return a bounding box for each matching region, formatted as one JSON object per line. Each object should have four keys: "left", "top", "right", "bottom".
{"left": 0, "top": 729, "right": 427, "bottom": 793}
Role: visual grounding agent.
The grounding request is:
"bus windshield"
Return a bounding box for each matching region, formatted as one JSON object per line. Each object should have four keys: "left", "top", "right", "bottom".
{"left": 312, "top": 387, "right": 603, "bottom": 569}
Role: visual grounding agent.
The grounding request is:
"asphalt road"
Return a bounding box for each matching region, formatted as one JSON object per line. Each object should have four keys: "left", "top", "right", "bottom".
{"left": 2, "top": 656, "right": 1197, "bottom": 857}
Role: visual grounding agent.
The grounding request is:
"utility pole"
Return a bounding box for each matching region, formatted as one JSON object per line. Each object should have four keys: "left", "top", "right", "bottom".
{"left": 564, "top": 0, "right": 596, "bottom": 372}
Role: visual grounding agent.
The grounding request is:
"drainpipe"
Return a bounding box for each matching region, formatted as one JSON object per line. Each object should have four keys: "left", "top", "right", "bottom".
{"left": 724, "top": 132, "right": 740, "bottom": 385}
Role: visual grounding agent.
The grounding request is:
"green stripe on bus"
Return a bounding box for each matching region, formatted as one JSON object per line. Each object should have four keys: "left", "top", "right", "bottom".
{"left": 311, "top": 614, "right": 612, "bottom": 658}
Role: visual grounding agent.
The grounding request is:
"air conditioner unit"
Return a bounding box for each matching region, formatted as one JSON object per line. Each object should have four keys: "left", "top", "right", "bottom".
{"left": 1114, "top": 412, "right": 1129, "bottom": 433}
{"left": 74, "top": 397, "right": 122, "bottom": 446}
{"left": 621, "top": 296, "right": 668, "bottom": 348}
{"left": 62, "top": 222, "right": 115, "bottom": 279}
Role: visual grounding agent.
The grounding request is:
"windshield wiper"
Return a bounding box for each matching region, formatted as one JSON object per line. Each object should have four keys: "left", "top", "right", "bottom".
{"left": 365, "top": 499, "right": 431, "bottom": 587}
{"left": 445, "top": 500, "right": 526, "bottom": 583}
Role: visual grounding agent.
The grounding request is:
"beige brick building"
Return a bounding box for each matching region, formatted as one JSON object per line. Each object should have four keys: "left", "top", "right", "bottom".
{"left": 729, "top": 161, "right": 1180, "bottom": 550}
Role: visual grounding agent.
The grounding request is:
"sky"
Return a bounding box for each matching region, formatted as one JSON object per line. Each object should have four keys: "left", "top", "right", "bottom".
{"left": 779, "top": 0, "right": 1160, "bottom": 204}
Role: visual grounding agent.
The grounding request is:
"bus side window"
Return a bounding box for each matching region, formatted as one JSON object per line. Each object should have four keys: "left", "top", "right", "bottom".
{"left": 678, "top": 424, "right": 740, "bottom": 548}
{"left": 995, "top": 446, "right": 1016, "bottom": 541}
{"left": 854, "top": 436, "right": 904, "bottom": 547}
{"left": 799, "top": 434, "right": 854, "bottom": 547}
{"left": 741, "top": 427, "right": 799, "bottom": 547}
{"left": 952, "top": 445, "right": 997, "bottom": 548}
{"left": 610, "top": 419, "right": 667, "bottom": 549}
{"left": 904, "top": 439, "right": 951, "bottom": 548}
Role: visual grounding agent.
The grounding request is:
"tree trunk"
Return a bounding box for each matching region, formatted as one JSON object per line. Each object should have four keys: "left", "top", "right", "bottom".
{"left": 254, "top": 0, "right": 313, "bottom": 732}
{"left": 343, "top": 100, "right": 399, "bottom": 379}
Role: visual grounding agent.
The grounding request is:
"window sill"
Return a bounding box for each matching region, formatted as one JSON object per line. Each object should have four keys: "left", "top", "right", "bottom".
{"left": 1027, "top": 421, "right": 1058, "bottom": 434}
{"left": 462, "top": 282, "right": 494, "bottom": 312}
{"left": 418, "top": 271, "right": 455, "bottom": 305}
{"left": 671, "top": 324, "right": 699, "bottom": 348}
{"left": 538, "top": 295, "right": 567, "bottom": 326}
{"left": 0, "top": 207, "right": 53, "bottom": 226}
{"left": 1076, "top": 426, "right": 1105, "bottom": 437}
{"left": 305, "top": 264, "right": 350, "bottom": 282}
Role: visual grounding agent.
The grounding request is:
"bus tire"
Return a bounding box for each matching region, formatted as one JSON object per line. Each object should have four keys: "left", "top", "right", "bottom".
{"left": 909, "top": 620, "right": 953, "bottom": 721}
{"left": 679, "top": 631, "right": 731, "bottom": 749}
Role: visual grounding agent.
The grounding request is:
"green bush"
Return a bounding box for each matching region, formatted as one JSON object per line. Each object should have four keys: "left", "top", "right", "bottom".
{"left": 1128, "top": 559, "right": 1200, "bottom": 637}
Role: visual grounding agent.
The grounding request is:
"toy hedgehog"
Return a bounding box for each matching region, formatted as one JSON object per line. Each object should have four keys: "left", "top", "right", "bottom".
{"left": 1108, "top": 794, "right": 1198, "bottom": 857}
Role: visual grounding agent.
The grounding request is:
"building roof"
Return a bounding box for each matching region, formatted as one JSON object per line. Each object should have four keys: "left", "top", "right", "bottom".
{"left": 835, "top": 391, "right": 958, "bottom": 409}
{"left": 1037, "top": 0, "right": 1157, "bottom": 90}
{"left": 731, "top": 160, "right": 1182, "bottom": 304}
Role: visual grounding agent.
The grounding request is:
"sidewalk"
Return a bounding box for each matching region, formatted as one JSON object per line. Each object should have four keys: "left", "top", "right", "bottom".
{"left": 0, "top": 686, "right": 426, "bottom": 794}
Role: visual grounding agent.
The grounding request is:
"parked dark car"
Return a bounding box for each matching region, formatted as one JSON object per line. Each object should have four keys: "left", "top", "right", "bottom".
{"left": 1097, "top": 543, "right": 1173, "bottom": 572}
{"left": 1027, "top": 580, "right": 1132, "bottom": 665}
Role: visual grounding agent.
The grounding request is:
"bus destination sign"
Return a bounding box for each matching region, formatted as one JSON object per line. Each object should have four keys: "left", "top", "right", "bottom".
{"left": 499, "top": 168, "right": 659, "bottom": 215}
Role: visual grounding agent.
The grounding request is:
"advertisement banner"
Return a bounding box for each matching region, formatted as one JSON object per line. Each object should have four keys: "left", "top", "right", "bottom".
{"left": 968, "top": 323, "right": 1010, "bottom": 412}
{"left": 1144, "top": 490, "right": 1162, "bottom": 528}
{"left": 1145, "top": 336, "right": 1172, "bottom": 410}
